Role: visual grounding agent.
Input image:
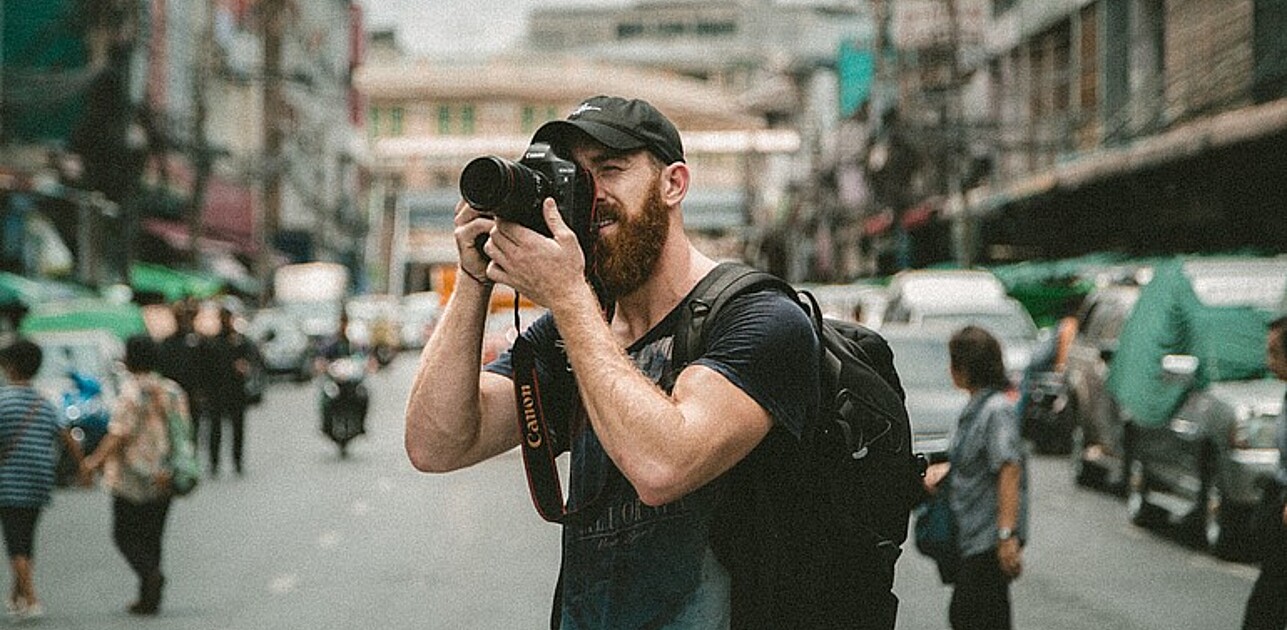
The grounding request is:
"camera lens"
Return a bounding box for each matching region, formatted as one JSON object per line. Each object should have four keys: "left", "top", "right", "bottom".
{"left": 460, "top": 156, "right": 542, "bottom": 218}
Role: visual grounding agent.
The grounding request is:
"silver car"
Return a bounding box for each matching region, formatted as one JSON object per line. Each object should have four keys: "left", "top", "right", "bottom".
{"left": 880, "top": 323, "right": 970, "bottom": 457}
{"left": 1124, "top": 257, "right": 1287, "bottom": 558}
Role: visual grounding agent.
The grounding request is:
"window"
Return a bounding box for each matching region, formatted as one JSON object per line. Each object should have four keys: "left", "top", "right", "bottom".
{"left": 659, "top": 22, "right": 685, "bottom": 37}
{"left": 617, "top": 23, "right": 644, "bottom": 39}
{"left": 460, "top": 105, "right": 475, "bottom": 134}
{"left": 522, "top": 106, "right": 536, "bottom": 133}
{"left": 368, "top": 107, "right": 380, "bottom": 137}
{"left": 696, "top": 21, "right": 736, "bottom": 36}
{"left": 438, "top": 105, "right": 451, "bottom": 135}
{"left": 1253, "top": 0, "right": 1286, "bottom": 102}
{"left": 390, "top": 107, "right": 404, "bottom": 137}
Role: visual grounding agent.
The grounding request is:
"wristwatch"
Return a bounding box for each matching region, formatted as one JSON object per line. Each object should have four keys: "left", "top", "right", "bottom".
{"left": 997, "top": 527, "right": 1016, "bottom": 541}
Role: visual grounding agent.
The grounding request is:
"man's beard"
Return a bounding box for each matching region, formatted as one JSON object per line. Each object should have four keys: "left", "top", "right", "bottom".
{"left": 593, "top": 181, "right": 670, "bottom": 300}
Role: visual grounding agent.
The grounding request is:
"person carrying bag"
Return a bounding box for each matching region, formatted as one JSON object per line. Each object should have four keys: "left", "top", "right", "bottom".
{"left": 82, "top": 335, "right": 195, "bottom": 616}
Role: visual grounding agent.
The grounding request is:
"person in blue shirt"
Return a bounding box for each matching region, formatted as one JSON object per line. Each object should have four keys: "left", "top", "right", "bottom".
{"left": 925, "top": 325, "right": 1028, "bottom": 630}
{"left": 0, "top": 339, "right": 82, "bottom": 620}
{"left": 1243, "top": 315, "right": 1287, "bottom": 630}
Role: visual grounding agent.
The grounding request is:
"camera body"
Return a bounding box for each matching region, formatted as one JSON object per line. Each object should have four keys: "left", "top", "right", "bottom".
{"left": 459, "top": 142, "right": 594, "bottom": 238}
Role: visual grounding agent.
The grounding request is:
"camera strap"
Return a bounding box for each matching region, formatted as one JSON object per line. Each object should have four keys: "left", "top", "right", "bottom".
{"left": 513, "top": 333, "right": 609, "bottom": 524}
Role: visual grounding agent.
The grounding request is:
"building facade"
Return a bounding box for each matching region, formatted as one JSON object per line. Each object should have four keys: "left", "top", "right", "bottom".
{"left": 967, "top": 0, "right": 1287, "bottom": 261}
{"left": 355, "top": 52, "right": 798, "bottom": 294}
{"left": 0, "top": 0, "right": 366, "bottom": 301}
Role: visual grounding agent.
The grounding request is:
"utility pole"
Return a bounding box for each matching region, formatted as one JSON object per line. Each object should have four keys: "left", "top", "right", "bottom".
{"left": 943, "top": 0, "right": 972, "bottom": 267}
{"left": 259, "top": 0, "right": 286, "bottom": 301}
{"left": 188, "top": 0, "right": 214, "bottom": 262}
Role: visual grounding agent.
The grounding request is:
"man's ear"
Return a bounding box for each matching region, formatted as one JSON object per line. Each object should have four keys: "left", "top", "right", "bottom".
{"left": 659, "top": 162, "right": 690, "bottom": 206}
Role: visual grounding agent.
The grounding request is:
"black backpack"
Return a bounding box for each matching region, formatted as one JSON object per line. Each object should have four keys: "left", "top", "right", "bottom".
{"left": 671, "top": 262, "right": 926, "bottom": 630}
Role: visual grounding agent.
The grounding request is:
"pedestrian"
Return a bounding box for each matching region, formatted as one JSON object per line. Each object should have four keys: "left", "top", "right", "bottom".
{"left": 158, "top": 299, "right": 209, "bottom": 450}
{"left": 207, "top": 302, "right": 254, "bottom": 475}
{"left": 1242, "top": 315, "right": 1287, "bottom": 629}
{"left": 0, "top": 339, "right": 84, "bottom": 620}
{"left": 405, "top": 95, "right": 820, "bottom": 628}
{"left": 81, "top": 335, "right": 191, "bottom": 616}
{"left": 925, "top": 325, "right": 1028, "bottom": 630}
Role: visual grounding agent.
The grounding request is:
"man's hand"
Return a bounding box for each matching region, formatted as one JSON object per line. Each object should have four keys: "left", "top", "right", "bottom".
{"left": 453, "top": 200, "right": 495, "bottom": 285}
{"left": 482, "top": 198, "right": 591, "bottom": 311}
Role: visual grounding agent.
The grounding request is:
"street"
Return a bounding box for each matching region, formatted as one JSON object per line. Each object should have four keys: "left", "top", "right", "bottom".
{"left": 35, "top": 354, "right": 1258, "bottom": 630}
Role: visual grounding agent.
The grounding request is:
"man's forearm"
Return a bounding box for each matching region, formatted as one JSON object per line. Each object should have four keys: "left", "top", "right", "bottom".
{"left": 405, "top": 277, "right": 495, "bottom": 471}
{"left": 547, "top": 283, "right": 697, "bottom": 503}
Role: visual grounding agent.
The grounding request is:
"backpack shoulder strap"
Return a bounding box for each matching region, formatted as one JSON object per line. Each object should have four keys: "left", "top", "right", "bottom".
{"left": 672, "top": 262, "right": 796, "bottom": 370}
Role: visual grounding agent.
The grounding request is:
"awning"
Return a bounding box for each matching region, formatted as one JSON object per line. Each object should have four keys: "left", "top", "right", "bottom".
{"left": 19, "top": 298, "right": 146, "bottom": 341}
{"left": 142, "top": 218, "right": 257, "bottom": 257}
{"left": 900, "top": 201, "right": 940, "bottom": 231}
{"left": 863, "top": 209, "right": 894, "bottom": 237}
{"left": 972, "top": 98, "right": 1287, "bottom": 214}
{"left": 129, "top": 262, "right": 223, "bottom": 303}
{"left": 0, "top": 272, "right": 92, "bottom": 307}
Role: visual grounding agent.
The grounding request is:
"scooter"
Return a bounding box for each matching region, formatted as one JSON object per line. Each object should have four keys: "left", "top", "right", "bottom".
{"left": 54, "top": 371, "right": 111, "bottom": 485}
{"left": 319, "top": 356, "right": 369, "bottom": 458}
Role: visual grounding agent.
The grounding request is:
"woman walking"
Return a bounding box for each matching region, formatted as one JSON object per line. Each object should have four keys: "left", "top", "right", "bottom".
{"left": 0, "top": 339, "right": 83, "bottom": 620}
{"left": 82, "top": 335, "right": 191, "bottom": 616}
{"left": 925, "top": 325, "right": 1029, "bottom": 629}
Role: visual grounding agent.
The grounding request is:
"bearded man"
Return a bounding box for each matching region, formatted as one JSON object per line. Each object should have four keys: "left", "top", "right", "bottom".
{"left": 405, "top": 96, "right": 820, "bottom": 630}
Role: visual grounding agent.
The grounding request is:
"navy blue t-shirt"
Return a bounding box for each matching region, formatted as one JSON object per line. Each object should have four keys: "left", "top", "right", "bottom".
{"left": 486, "top": 286, "right": 818, "bottom": 629}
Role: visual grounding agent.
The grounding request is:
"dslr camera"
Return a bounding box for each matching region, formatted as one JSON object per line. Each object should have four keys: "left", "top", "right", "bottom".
{"left": 459, "top": 142, "right": 595, "bottom": 239}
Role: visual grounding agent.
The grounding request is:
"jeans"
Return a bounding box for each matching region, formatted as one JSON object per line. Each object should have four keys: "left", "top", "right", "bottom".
{"left": 950, "top": 549, "right": 1011, "bottom": 630}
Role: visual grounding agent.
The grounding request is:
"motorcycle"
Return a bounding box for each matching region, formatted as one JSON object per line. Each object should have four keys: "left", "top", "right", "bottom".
{"left": 319, "top": 356, "right": 369, "bottom": 457}
{"left": 54, "top": 371, "right": 112, "bottom": 486}
{"left": 1019, "top": 369, "right": 1072, "bottom": 455}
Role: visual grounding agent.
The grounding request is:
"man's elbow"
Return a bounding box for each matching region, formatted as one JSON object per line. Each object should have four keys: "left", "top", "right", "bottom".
{"left": 404, "top": 421, "right": 460, "bottom": 474}
{"left": 632, "top": 464, "right": 691, "bottom": 507}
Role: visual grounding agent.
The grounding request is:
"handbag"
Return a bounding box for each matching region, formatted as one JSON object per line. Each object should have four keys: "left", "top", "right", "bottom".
{"left": 913, "top": 489, "right": 960, "bottom": 584}
{"left": 150, "top": 387, "right": 200, "bottom": 497}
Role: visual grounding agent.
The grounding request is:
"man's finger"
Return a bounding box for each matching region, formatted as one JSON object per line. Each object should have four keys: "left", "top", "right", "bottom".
{"left": 542, "top": 198, "right": 571, "bottom": 236}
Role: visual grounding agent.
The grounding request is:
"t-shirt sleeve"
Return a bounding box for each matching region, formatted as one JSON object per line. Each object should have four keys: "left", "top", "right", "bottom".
{"left": 985, "top": 398, "right": 1024, "bottom": 472}
{"left": 689, "top": 289, "right": 819, "bottom": 437}
{"left": 484, "top": 312, "right": 576, "bottom": 451}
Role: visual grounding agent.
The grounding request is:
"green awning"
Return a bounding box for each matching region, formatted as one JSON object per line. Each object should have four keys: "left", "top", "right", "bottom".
{"left": 0, "top": 272, "right": 92, "bottom": 307}
{"left": 19, "top": 298, "right": 145, "bottom": 341}
{"left": 130, "top": 263, "right": 223, "bottom": 302}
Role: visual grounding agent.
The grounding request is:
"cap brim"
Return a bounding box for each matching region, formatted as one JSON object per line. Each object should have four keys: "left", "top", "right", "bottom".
{"left": 533, "top": 119, "right": 647, "bottom": 154}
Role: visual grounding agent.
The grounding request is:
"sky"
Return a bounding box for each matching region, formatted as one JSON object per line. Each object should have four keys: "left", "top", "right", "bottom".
{"left": 357, "top": 0, "right": 629, "bottom": 60}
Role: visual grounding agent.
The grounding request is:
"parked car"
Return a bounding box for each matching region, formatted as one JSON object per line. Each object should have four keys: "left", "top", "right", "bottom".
{"left": 880, "top": 323, "right": 969, "bottom": 457}
{"left": 247, "top": 308, "right": 314, "bottom": 381}
{"left": 26, "top": 329, "right": 123, "bottom": 487}
{"left": 799, "top": 283, "right": 889, "bottom": 328}
{"left": 1064, "top": 282, "right": 1144, "bottom": 489}
{"left": 400, "top": 291, "right": 441, "bottom": 349}
{"left": 882, "top": 269, "right": 1008, "bottom": 323}
{"left": 1116, "top": 256, "right": 1287, "bottom": 558}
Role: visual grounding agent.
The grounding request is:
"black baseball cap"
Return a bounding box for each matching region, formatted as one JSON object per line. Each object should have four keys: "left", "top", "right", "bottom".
{"left": 533, "top": 95, "right": 685, "bottom": 165}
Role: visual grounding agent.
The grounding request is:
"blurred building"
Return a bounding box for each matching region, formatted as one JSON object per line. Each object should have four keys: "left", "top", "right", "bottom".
{"left": 0, "top": 0, "right": 367, "bottom": 303}
{"left": 525, "top": 0, "right": 877, "bottom": 282}
{"left": 960, "top": 0, "right": 1287, "bottom": 262}
{"left": 354, "top": 49, "right": 798, "bottom": 294}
